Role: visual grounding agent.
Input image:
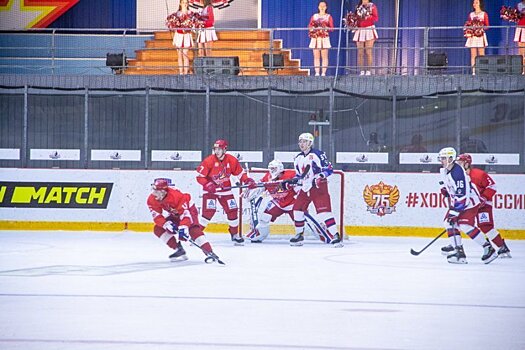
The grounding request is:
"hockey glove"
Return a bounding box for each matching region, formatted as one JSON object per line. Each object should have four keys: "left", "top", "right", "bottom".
{"left": 312, "top": 173, "right": 326, "bottom": 188}
{"left": 178, "top": 225, "right": 189, "bottom": 241}
{"left": 163, "top": 220, "right": 176, "bottom": 233}
{"left": 446, "top": 210, "right": 460, "bottom": 224}
{"left": 203, "top": 181, "right": 217, "bottom": 193}
{"left": 244, "top": 177, "right": 257, "bottom": 189}
{"left": 439, "top": 181, "right": 449, "bottom": 198}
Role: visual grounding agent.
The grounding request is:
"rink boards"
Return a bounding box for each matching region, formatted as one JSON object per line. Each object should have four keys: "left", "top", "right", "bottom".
{"left": 0, "top": 168, "right": 524, "bottom": 238}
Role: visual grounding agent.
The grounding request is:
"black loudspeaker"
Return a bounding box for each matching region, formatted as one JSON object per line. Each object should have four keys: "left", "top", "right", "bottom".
{"left": 426, "top": 52, "right": 447, "bottom": 75}
{"left": 427, "top": 52, "right": 448, "bottom": 67}
{"left": 193, "top": 56, "right": 240, "bottom": 75}
{"left": 262, "top": 53, "right": 284, "bottom": 70}
{"left": 106, "top": 53, "right": 127, "bottom": 72}
{"left": 475, "top": 55, "right": 523, "bottom": 75}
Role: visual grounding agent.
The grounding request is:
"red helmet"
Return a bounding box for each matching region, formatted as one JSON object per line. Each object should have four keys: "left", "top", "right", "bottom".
{"left": 213, "top": 139, "right": 228, "bottom": 150}
{"left": 457, "top": 153, "right": 472, "bottom": 167}
{"left": 152, "top": 178, "right": 170, "bottom": 191}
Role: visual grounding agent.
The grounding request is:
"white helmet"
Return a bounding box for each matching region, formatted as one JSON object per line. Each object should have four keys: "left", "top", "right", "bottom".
{"left": 438, "top": 147, "right": 457, "bottom": 166}
{"left": 268, "top": 159, "right": 284, "bottom": 179}
{"left": 298, "top": 132, "right": 314, "bottom": 144}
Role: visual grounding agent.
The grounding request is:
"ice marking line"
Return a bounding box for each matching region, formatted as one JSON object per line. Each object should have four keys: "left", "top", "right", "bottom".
{"left": 0, "top": 261, "right": 202, "bottom": 276}
{"left": 0, "top": 338, "right": 399, "bottom": 350}
{"left": 0, "top": 293, "right": 523, "bottom": 310}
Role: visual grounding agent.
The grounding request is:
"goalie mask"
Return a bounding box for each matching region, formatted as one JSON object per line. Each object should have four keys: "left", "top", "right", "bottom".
{"left": 268, "top": 159, "right": 284, "bottom": 180}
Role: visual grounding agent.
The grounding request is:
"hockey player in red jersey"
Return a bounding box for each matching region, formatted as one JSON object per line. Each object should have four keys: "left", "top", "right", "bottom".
{"left": 453, "top": 153, "right": 511, "bottom": 257}
{"left": 438, "top": 147, "right": 497, "bottom": 264}
{"left": 290, "top": 132, "right": 343, "bottom": 247}
{"left": 244, "top": 159, "right": 298, "bottom": 243}
{"left": 146, "top": 178, "right": 221, "bottom": 263}
{"left": 196, "top": 139, "right": 256, "bottom": 245}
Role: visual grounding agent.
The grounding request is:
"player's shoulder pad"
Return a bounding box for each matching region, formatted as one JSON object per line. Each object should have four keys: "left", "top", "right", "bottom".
{"left": 450, "top": 163, "right": 466, "bottom": 179}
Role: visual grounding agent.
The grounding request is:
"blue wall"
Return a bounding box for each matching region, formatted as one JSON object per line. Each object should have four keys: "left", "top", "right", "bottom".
{"left": 50, "top": 0, "right": 136, "bottom": 29}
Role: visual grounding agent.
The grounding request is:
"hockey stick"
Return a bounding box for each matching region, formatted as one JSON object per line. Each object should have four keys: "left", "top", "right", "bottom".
{"left": 409, "top": 229, "right": 447, "bottom": 256}
{"left": 220, "top": 164, "right": 311, "bottom": 191}
{"left": 187, "top": 238, "right": 226, "bottom": 265}
{"left": 178, "top": 229, "right": 225, "bottom": 265}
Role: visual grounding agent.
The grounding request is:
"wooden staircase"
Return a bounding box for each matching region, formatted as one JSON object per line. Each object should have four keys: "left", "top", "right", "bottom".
{"left": 124, "top": 30, "right": 309, "bottom": 76}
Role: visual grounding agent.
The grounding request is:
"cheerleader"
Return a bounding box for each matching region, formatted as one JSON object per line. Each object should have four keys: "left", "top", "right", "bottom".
{"left": 308, "top": 1, "right": 334, "bottom": 76}
{"left": 465, "top": 0, "right": 489, "bottom": 75}
{"left": 172, "top": 0, "right": 193, "bottom": 75}
{"left": 515, "top": 0, "right": 525, "bottom": 72}
{"left": 353, "top": 0, "right": 378, "bottom": 75}
{"left": 197, "top": 0, "right": 218, "bottom": 57}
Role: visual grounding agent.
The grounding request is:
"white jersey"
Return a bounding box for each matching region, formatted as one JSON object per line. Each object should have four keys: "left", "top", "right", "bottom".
{"left": 294, "top": 148, "right": 333, "bottom": 192}
{"left": 440, "top": 162, "right": 480, "bottom": 211}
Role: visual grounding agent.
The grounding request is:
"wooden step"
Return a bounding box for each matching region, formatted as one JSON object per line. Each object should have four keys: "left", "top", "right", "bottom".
{"left": 154, "top": 30, "right": 270, "bottom": 41}
{"left": 124, "top": 66, "right": 309, "bottom": 76}
{"left": 136, "top": 49, "right": 288, "bottom": 62}
{"left": 145, "top": 39, "right": 282, "bottom": 49}
{"left": 127, "top": 60, "right": 302, "bottom": 71}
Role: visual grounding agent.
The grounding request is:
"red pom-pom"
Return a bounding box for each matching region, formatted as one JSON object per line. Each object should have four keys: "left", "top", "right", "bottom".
{"left": 344, "top": 12, "right": 358, "bottom": 29}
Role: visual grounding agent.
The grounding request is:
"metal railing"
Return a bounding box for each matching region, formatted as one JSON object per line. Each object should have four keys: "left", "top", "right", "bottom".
{"left": 0, "top": 25, "right": 523, "bottom": 76}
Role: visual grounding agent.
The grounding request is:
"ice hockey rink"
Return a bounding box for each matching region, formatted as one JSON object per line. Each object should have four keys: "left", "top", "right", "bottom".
{"left": 0, "top": 230, "right": 523, "bottom": 350}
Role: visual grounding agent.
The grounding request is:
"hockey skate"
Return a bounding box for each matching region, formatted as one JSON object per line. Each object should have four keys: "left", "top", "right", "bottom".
{"left": 331, "top": 233, "right": 344, "bottom": 248}
{"left": 169, "top": 243, "right": 188, "bottom": 262}
{"left": 441, "top": 244, "right": 454, "bottom": 256}
{"left": 447, "top": 245, "right": 467, "bottom": 264}
{"left": 497, "top": 240, "right": 512, "bottom": 258}
{"left": 482, "top": 242, "right": 498, "bottom": 264}
{"left": 290, "top": 232, "right": 304, "bottom": 246}
{"left": 231, "top": 234, "right": 245, "bottom": 246}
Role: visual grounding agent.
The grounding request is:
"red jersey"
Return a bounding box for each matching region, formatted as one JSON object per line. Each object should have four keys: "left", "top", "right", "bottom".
{"left": 147, "top": 187, "right": 196, "bottom": 228}
{"left": 357, "top": 3, "right": 378, "bottom": 28}
{"left": 201, "top": 5, "right": 215, "bottom": 28}
{"left": 469, "top": 167, "right": 497, "bottom": 204}
{"left": 261, "top": 169, "right": 297, "bottom": 208}
{"left": 196, "top": 153, "right": 248, "bottom": 194}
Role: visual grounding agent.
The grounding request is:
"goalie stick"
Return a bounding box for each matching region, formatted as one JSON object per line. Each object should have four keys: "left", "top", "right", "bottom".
{"left": 410, "top": 229, "right": 447, "bottom": 256}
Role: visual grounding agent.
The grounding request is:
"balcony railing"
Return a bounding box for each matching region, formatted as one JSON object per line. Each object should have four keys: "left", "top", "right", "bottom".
{"left": 0, "top": 26, "right": 523, "bottom": 76}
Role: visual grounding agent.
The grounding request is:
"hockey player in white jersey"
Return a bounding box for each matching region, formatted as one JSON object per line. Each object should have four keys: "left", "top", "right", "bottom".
{"left": 290, "top": 132, "right": 343, "bottom": 247}
{"left": 438, "top": 147, "right": 497, "bottom": 264}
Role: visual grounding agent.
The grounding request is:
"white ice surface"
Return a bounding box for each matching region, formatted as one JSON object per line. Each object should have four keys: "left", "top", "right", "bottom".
{"left": 0, "top": 231, "right": 524, "bottom": 350}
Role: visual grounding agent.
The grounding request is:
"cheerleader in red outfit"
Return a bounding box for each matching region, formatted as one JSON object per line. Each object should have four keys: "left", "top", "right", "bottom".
{"left": 308, "top": 1, "right": 334, "bottom": 76}
{"left": 353, "top": 0, "right": 378, "bottom": 75}
{"left": 515, "top": 0, "right": 525, "bottom": 72}
{"left": 465, "top": 0, "right": 489, "bottom": 75}
{"left": 197, "top": 0, "right": 218, "bottom": 57}
{"left": 173, "top": 0, "right": 193, "bottom": 74}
